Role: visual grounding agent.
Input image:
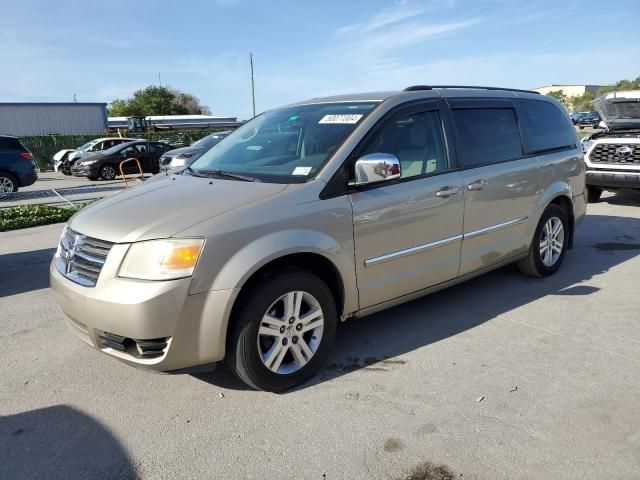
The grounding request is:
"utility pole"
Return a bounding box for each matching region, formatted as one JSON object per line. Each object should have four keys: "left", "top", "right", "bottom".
{"left": 158, "top": 72, "right": 164, "bottom": 117}
{"left": 249, "top": 52, "right": 256, "bottom": 118}
{"left": 73, "top": 93, "right": 77, "bottom": 103}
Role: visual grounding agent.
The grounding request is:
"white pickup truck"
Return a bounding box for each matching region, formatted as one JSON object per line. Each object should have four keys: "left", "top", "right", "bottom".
{"left": 582, "top": 90, "right": 640, "bottom": 202}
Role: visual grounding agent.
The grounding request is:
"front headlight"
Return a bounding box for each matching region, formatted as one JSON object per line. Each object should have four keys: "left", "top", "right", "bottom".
{"left": 118, "top": 238, "right": 204, "bottom": 281}
{"left": 82, "top": 159, "right": 99, "bottom": 165}
{"left": 178, "top": 152, "right": 194, "bottom": 159}
{"left": 581, "top": 139, "right": 593, "bottom": 154}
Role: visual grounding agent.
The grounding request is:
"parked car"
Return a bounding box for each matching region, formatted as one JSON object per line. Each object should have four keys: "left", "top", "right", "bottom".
{"left": 0, "top": 135, "right": 38, "bottom": 193}
{"left": 54, "top": 137, "right": 137, "bottom": 175}
{"left": 578, "top": 111, "right": 601, "bottom": 129}
{"left": 582, "top": 90, "right": 640, "bottom": 202}
{"left": 159, "top": 131, "right": 231, "bottom": 170}
{"left": 70, "top": 140, "right": 175, "bottom": 180}
{"left": 570, "top": 111, "right": 588, "bottom": 125}
{"left": 51, "top": 86, "right": 586, "bottom": 392}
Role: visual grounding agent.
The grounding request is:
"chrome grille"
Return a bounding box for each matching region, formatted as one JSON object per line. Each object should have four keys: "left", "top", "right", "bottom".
{"left": 56, "top": 227, "right": 113, "bottom": 287}
{"left": 589, "top": 143, "right": 640, "bottom": 165}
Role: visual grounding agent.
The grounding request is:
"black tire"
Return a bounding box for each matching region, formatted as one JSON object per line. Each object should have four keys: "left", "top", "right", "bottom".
{"left": 0, "top": 172, "right": 19, "bottom": 193}
{"left": 87, "top": 175, "right": 99, "bottom": 181}
{"left": 99, "top": 164, "right": 117, "bottom": 181}
{"left": 579, "top": 126, "right": 584, "bottom": 130}
{"left": 518, "top": 204, "right": 569, "bottom": 278}
{"left": 586, "top": 186, "right": 602, "bottom": 203}
{"left": 226, "top": 269, "right": 338, "bottom": 392}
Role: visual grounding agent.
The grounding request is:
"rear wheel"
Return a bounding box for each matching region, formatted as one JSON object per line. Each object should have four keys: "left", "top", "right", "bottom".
{"left": 0, "top": 172, "right": 18, "bottom": 193}
{"left": 99, "top": 164, "right": 117, "bottom": 181}
{"left": 518, "top": 204, "right": 569, "bottom": 278}
{"left": 226, "top": 269, "right": 337, "bottom": 392}
{"left": 586, "top": 186, "right": 602, "bottom": 203}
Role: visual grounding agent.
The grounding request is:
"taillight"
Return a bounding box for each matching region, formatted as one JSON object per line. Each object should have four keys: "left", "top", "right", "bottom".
{"left": 20, "top": 152, "right": 33, "bottom": 161}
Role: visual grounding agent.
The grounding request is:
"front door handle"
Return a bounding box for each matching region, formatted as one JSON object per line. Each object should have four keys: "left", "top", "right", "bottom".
{"left": 467, "top": 179, "right": 488, "bottom": 191}
{"left": 436, "top": 186, "right": 459, "bottom": 198}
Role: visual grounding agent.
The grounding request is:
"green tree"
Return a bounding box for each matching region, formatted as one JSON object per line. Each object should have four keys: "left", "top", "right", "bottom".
{"left": 107, "top": 98, "right": 132, "bottom": 116}
{"left": 107, "top": 86, "right": 210, "bottom": 116}
{"left": 568, "top": 92, "right": 594, "bottom": 112}
{"left": 596, "top": 75, "right": 640, "bottom": 96}
{"left": 546, "top": 89, "right": 568, "bottom": 106}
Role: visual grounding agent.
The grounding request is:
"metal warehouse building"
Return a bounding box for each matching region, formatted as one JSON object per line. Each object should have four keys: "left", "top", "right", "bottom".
{"left": 0, "top": 102, "right": 108, "bottom": 136}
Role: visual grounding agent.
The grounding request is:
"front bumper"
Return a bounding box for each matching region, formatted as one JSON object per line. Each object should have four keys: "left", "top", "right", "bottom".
{"left": 586, "top": 170, "right": 640, "bottom": 189}
{"left": 70, "top": 164, "right": 98, "bottom": 177}
{"left": 50, "top": 261, "right": 239, "bottom": 371}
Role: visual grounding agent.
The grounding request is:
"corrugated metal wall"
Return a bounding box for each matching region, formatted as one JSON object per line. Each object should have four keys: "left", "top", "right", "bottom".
{"left": 0, "top": 103, "right": 108, "bottom": 136}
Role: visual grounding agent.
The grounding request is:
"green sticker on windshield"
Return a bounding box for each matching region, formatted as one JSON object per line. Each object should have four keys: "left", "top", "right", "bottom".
{"left": 288, "top": 114, "right": 300, "bottom": 122}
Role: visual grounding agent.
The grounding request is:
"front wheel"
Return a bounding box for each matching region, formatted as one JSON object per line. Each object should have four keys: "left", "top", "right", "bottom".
{"left": 99, "top": 164, "right": 117, "bottom": 181}
{"left": 226, "top": 269, "right": 337, "bottom": 392}
{"left": 518, "top": 204, "right": 569, "bottom": 278}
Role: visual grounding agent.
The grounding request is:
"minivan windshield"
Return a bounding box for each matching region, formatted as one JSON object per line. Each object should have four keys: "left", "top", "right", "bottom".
{"left": 189, "top": 102, "right": 379, "bottom": 182}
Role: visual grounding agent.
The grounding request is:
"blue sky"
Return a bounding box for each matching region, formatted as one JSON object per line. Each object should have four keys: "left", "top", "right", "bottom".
{"left": 1, "top": 0, "right": 639, "bottom": 119}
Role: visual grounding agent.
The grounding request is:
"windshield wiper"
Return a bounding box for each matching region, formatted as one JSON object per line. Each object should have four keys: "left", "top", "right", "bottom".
{"left": 198, "top": 169, "right": 256, "bottom": 182}
{"left": 184, "top": 166, "right": 208, "bottom": 178}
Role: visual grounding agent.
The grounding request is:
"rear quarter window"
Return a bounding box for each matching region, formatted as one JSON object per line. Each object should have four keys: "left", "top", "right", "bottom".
{"left": 520, "top": 99, "right": 576, "bottom": 153}
{"left": 0, "top": 137, "right": 24, "bottom": 151}
{"left": 451, "top": 108, "right": 523, "bottom": 167}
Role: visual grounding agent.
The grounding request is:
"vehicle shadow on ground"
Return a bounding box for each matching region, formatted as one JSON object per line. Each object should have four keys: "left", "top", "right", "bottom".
{"left": 0, "top": 405, "right": 138, "bottom": 479}
{"left": 599, "top": 189, "right": 640, "bottom": 207}
{"left": 194, "top": 213, "right": 640, "bottom": 392}
{"left": 0, "top": 248, "right": 55, "bottom": 298}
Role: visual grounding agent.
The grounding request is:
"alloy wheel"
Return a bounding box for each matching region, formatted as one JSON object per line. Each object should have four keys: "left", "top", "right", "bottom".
{"left": 101, "top": 165, "right": 116, "bottom": 180}
{"left": 539, "top": 216, "right": 564, "bottom": 267}
{"left": 0, "top": 176, "right": 15, "bottom": 193}
{"left": 257, "top": 291, "right": 324, "bottom": 375}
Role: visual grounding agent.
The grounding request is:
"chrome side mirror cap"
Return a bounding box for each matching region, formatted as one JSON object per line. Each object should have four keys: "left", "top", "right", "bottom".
{"left": 598, "top": 120, "right": 607, "bottom": 129}
{"left": 350, "top": 153, "right": 401, "bottom": 187}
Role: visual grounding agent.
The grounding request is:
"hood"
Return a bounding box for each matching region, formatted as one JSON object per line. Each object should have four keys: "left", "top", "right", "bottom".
{"left": 70, "top": 174, "right": 288, "bottom": 243}
{"left": 594, "top": 90, "right": 640, "bottom": 130}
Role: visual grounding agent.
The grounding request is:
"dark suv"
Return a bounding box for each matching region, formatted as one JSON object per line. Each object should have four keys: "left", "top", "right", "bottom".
{"left": 0, "top": 135, "right": 38, "bottom": 193}
{"left": 578, "top": 112, "right": 601, "bottom": 129}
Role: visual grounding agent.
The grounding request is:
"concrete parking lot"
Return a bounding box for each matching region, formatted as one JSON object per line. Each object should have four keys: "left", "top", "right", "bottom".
{"left": 0, "top": 171, "right": 152, "bottom": 208}
{"left": 1, "top": 191, "right": 640, "bottom": 479}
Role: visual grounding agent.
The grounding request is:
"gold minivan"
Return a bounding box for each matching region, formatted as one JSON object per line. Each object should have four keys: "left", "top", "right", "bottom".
{"left": 51, "top": 86, "right": 586, "bottom": 391}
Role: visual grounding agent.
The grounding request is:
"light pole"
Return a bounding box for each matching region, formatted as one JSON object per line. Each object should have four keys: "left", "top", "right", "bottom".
{"left": 249, "top": 52, "right": 256, "bottom": 118}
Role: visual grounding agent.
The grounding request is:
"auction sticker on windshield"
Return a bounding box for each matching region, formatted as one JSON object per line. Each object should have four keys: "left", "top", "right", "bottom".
{"left": 319, "top": 114, "right": 363, "bottom": 124}
{"left": 292, "top": 166, "right": 312, "bottom": 176}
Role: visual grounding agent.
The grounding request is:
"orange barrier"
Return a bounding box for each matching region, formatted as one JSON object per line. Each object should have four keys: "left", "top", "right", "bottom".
{"left": 119, "top": 158, "right": 144, "bottom": 188}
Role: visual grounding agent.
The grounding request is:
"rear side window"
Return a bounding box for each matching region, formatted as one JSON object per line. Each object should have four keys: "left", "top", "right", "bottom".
{"left": 0, "top": 137, "right": 24, "bottom": 151}
{"left": 520, "top": 99, "right": 576, "bottom": 152}
{"left": 451, "top": 108, "right": 523, "bottom": 167}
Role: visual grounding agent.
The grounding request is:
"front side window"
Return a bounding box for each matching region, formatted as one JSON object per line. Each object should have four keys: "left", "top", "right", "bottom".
{"left": 520, "top": 99, "right": 576, "bottom": 153}
{"left": 358, "top": 110, "right": 448, "bottom": 179}
{"left": 452, "top": 108, "right": 523, "bottom": 167}
{"left": 190, "top": 102, "right": 379, "bottom": 182}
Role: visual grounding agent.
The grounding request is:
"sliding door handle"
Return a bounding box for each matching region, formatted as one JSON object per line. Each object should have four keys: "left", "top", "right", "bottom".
{"left": 436, "top": 186, "right": 459, "bottom": 198}
{"left": 468, "top": 179, "right": 488, "bottom": 191}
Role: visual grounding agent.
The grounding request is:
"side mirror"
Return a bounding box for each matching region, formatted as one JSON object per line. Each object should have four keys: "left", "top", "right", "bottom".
{"left": 350, "top": 153, "right": 401, "bottom": 187}
{"left": 598, "top": 120, "right": 606, "bottom": 129}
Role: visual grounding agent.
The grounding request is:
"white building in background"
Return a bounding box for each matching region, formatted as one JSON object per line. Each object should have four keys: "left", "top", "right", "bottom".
{"left": 0, "top": 102, "right": 108, "bottom": 136}
{"left": 532, "top": 85, "right": 604, "bottom": 97}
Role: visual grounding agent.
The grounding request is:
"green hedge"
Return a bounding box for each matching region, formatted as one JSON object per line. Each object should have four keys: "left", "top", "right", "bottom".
{"left": 20, "top": 128, "right": 229, "bottom": 171}
{"left": 0, "top": 203, "right": 88, "bottom": 232}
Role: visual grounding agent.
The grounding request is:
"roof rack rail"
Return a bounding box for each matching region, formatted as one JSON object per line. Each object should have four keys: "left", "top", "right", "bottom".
{"left": 403, "top": 85, "right": 540, "bottom": 95}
